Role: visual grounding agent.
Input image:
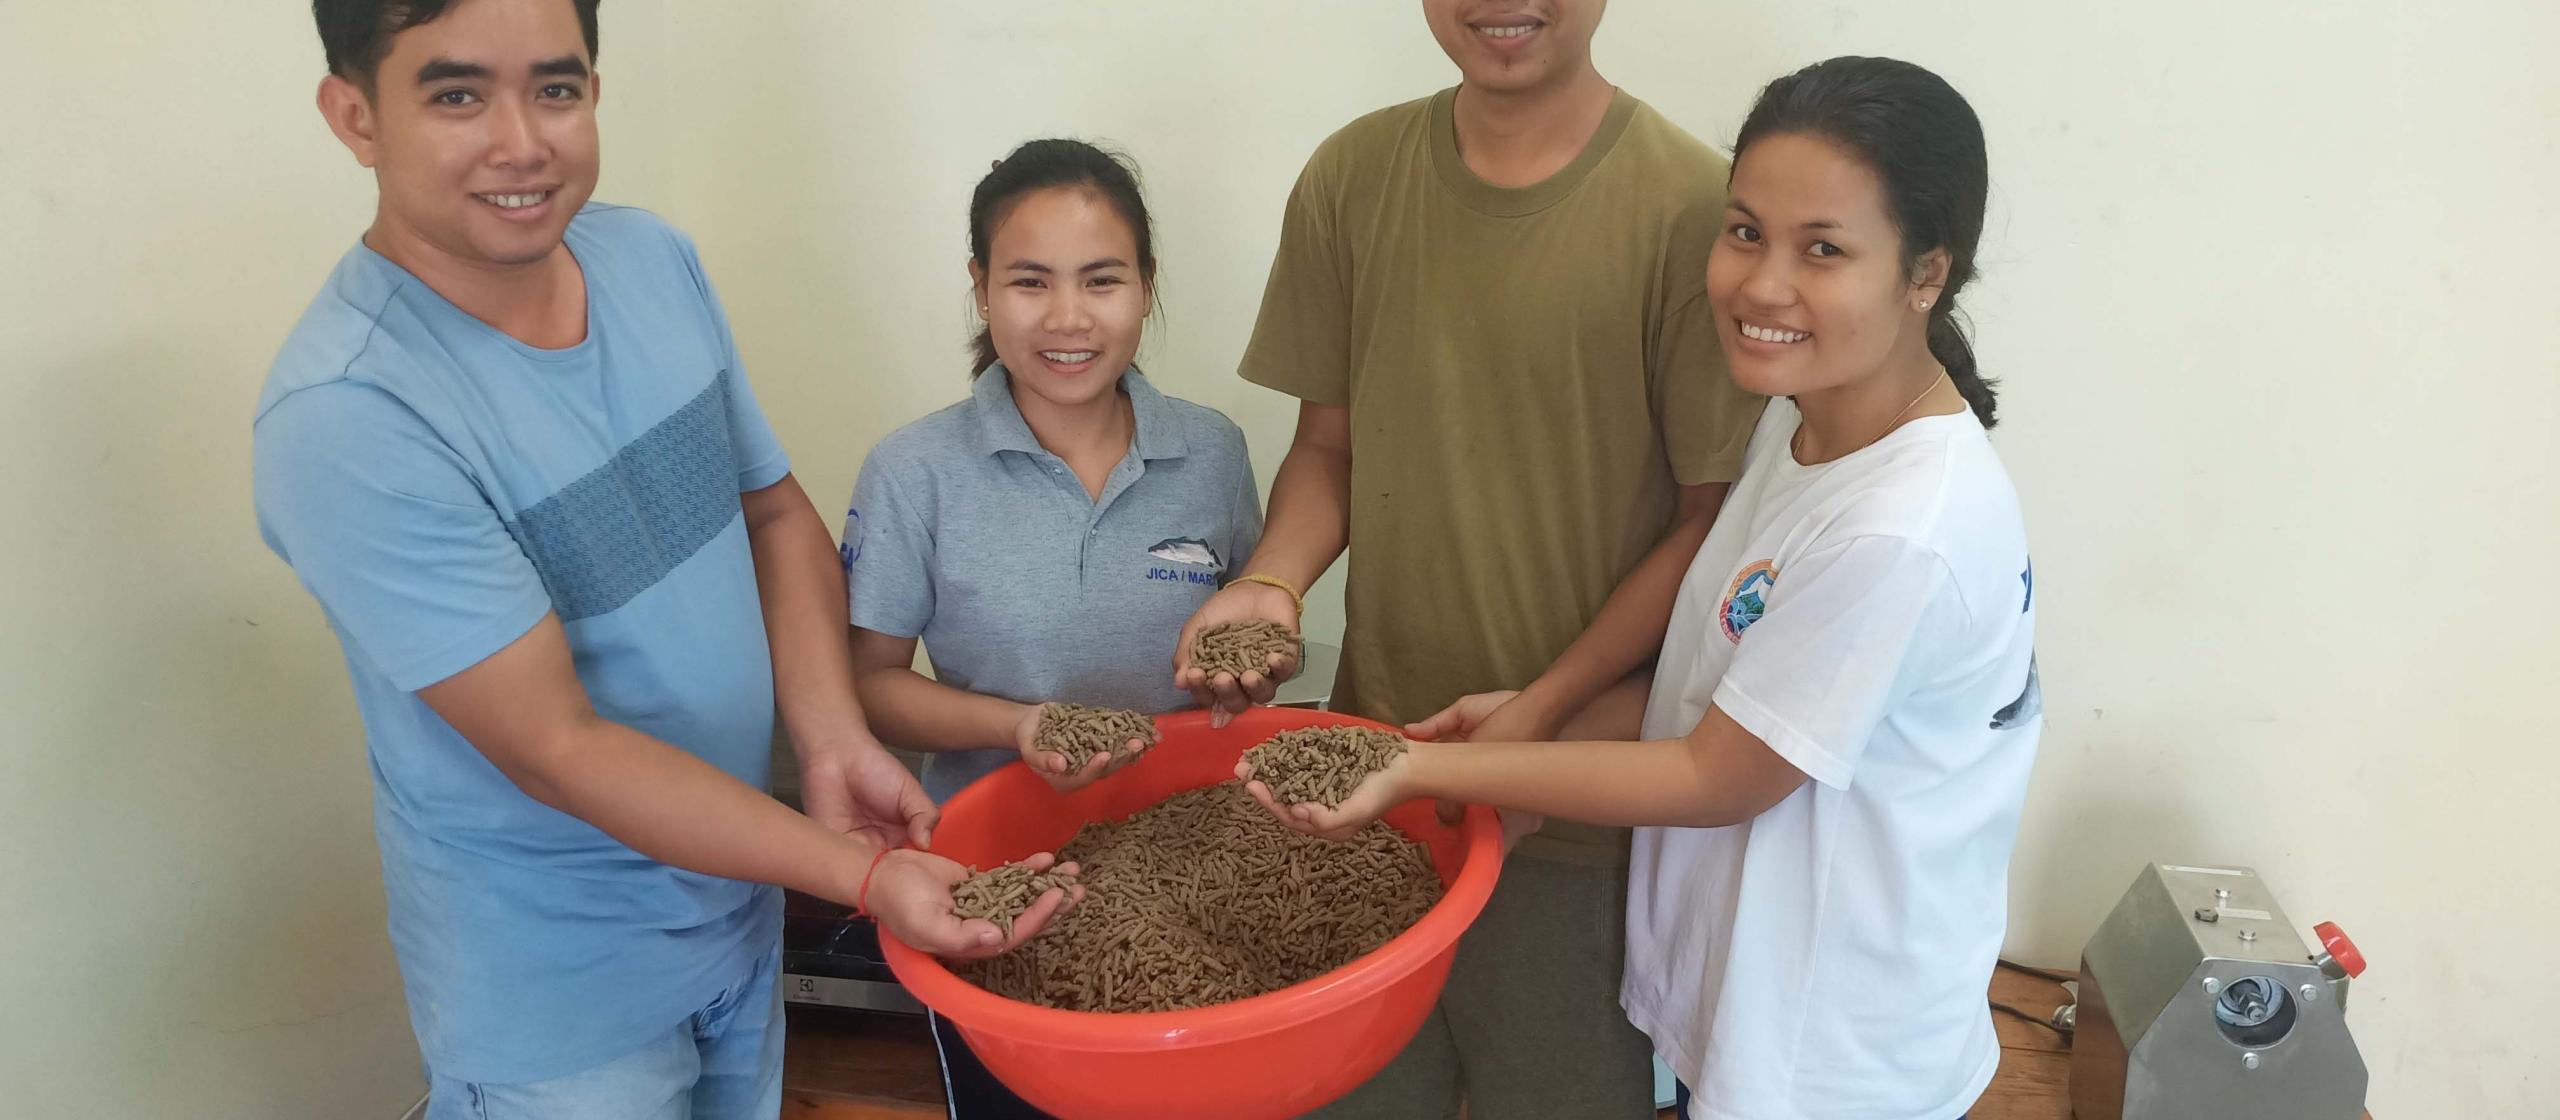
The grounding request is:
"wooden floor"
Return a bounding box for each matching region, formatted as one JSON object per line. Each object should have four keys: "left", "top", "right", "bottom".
{"left": 783, "top": 968, "right": 2362, "bottom": 1119}
{"left": 1972, "top": 966, "right": 2076, "bottom": 1120}
{"left": 782, "top": 1004, "right": 945, "bottom": 1118}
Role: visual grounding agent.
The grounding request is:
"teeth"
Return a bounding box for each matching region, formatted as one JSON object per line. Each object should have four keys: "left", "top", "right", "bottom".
{"left": 1741, "top": 323, "right": 1809, "bottom": 344}
{"left": 1040, "top": 350, "right": 1099, "bottom": 363}
{"left": 1478, "top": 23, "right": 1538, "bottom": 38}
{"left": 477, "top": 191, "right": 549, "bottom": 210}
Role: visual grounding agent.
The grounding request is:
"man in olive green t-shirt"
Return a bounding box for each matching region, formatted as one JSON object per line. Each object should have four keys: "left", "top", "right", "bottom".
{"left": 1172, "top": 3, "right": 1765, "bottom": 1118}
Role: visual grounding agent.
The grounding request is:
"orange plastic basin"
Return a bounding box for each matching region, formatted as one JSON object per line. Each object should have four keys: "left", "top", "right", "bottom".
{"left": 879, "top": 707, "right": 1505, "bottom": 1120}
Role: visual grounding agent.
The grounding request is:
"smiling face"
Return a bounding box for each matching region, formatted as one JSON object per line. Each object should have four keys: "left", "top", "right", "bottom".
{"left": 321, "top": 0, "right": 601, "bottom": 271}
{"left": 1421, "top": 0, "right": 1605, "bottom": 96}
{"left": 970, "top": 186, "right": 1151, "bottom": 411}
{"left": 1706, "top": 132, "right": 1947, "bottom": 400}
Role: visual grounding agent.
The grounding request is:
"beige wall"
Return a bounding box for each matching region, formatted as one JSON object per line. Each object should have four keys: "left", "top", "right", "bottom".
{"left": 3, "top": 2, "right": 2552, "bottom": 1116}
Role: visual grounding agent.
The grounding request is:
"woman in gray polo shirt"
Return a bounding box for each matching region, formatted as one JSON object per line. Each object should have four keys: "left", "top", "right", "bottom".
{"left": 841, "top": 141, "right": 1261, "bottom": 1118}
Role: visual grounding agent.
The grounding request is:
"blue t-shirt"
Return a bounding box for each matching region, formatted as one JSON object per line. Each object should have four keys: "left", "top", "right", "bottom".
{"left": 251, "top": 205, "right": 786, "bottom": 1082}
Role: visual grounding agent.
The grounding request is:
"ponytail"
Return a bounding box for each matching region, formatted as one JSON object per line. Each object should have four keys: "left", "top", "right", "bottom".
{"left": 1928, "top": 304, "right": 1998, "bottom": 428}
{"left": 970, "top": 326, "right": 1000, "bottom": 380}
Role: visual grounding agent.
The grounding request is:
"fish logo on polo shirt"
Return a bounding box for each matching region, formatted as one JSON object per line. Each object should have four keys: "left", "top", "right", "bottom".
{"left": 1719, "top": 560, "right": 1778, "bottom": 642}
{"left": 1145, "top": 537, "right": 1224, "bottom": 586}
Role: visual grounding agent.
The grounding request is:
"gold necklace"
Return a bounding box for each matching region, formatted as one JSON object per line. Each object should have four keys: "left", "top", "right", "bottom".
{"left": 1795, "top": 368, "right": 1950, "bottom": 463}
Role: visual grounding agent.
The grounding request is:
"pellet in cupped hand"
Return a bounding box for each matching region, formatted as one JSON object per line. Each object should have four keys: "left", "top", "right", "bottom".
{"left": 1036, "top": 703, "right": 1161, "bottom": 771}
{"left": 950, "top": 861, "right": 1081, "bottom": 940}
{"left": 1241, "top": 725, "right": 1409, "bottom": 808}
{"left": 1189, "top": 620, "right": 1303, "bottom": 681}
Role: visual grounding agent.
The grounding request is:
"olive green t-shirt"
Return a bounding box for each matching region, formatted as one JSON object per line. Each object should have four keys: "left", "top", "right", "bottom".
{"left": 1242, "top": 88, "right": 1765, "bottom": 859}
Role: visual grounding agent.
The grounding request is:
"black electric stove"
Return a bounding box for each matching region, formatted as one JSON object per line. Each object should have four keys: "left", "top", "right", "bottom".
{"left": 781, "top": 888, "right": 921, "bottom": 1013}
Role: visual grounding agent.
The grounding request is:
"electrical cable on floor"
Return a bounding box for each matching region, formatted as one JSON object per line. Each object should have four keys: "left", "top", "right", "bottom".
{"left": 1995, "top": 958, "right": 2077, "bottom": 984}
{"left": 1990, "top": 999, "right": 2071, "bottom": 1036}
{"left": 1991, "top": 958, "right": 2077, "bottom": 1037}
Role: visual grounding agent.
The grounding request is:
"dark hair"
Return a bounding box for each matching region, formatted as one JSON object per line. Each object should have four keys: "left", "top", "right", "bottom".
{"left": 968, "top": 140, "right": 1158, "bottom": 377}
{"left": 315, "top": 0, "right": 602, "bottom": 90}
{"left": 1734, "top": 57, "right": 1998, "bottom": 427}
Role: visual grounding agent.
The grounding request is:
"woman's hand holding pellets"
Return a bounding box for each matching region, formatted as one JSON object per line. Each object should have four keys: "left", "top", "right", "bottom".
{"left": 1239, "top": 751, "right": 1412, "bottom": 843}
{"left": 1014, "top": 703, "right": 1154, "bottom": 794}
{"left": 1234, "top": 726, "right": 1417, "bottom": 843}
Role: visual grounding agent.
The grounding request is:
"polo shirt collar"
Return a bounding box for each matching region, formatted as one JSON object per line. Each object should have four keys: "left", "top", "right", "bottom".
{"left": 971, "top": 362, "right": 1189, "bottom": 462}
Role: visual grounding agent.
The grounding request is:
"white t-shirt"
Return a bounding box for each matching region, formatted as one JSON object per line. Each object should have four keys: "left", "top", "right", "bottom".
{"left": 1622, "top": 397, "right": 2041, "bottom": 1120}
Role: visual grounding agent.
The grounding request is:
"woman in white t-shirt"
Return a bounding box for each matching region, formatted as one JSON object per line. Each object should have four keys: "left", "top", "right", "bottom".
{"left": 1242, "top": 57, "right": 2036, "bottom": 1120}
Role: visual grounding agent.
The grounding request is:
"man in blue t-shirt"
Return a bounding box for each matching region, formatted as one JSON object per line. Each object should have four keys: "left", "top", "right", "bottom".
{"left": 254, "top": 3, "right": 1073, "bottom": 1115}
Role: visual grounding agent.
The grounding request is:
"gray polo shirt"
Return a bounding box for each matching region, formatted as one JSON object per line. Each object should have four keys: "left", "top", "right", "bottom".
{"left": 843, "top": 364, "right": 1263, "bottom": 802}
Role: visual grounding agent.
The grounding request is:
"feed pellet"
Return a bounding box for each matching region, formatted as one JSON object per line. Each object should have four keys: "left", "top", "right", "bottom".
{"left": 1035, "top": 703, "right": 1160, "bottom": 771}
{"left": 951, "top": 861, "right": 1081, "bottom": 940}
{"left": 1189, "top": 619, "right": 1302, "bottom": 681}
{"left": 1240, "top": 725, "right": 1409, "bottom": 808}
{"left": 955, "top": 782, "right": 1442, "bottom": 1013}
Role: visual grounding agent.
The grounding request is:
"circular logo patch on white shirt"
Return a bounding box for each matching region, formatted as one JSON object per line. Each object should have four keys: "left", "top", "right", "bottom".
{"left": 1719, "top": 560, "right": 1778, "bottom": 643}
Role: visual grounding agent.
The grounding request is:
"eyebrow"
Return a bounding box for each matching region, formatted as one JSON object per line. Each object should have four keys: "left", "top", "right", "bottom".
{"left": 1729, "top": 198, "right": 1843, "bottom": 231}
{"left": 413, "top": 55, "right": 588, "bottom": 85}
{"left": 414, "top": 58, "right": 489, "bottom": 85}
{"left": 1003, "top": 258, "right": 1133, "bottom": 273}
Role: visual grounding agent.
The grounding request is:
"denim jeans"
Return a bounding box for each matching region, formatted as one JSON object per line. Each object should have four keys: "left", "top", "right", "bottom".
{"left": 426, "top": 946, "right": 785, "bottom": 1120}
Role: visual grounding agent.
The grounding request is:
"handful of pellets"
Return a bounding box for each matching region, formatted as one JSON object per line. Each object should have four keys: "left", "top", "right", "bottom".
{"left": 956, "top": 783, "right": 1442, "bottom": 1012}
{"left": 1189, "top": 619, "right": 1302, "bottom": 681}
{"left": 1241, "top": 725, "right": 1410, "bottom": 808}
{"left": 950, "top": 861, "right": 1080, "bottom": 939}
{"left": 1034, "top": 703, "right": 1160, "bottom": 771}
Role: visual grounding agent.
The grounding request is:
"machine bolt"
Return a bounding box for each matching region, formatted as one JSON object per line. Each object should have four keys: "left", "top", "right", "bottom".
{"left": 2194, "top": 907, "right": 2220, "bottom": 923}
{"left": 2203, "top": 977, "right": 2222, "bottom": 994}
{"left": 2300, "top": 984, "right": 2319, "bottom": 1002}
{"left": 2242, "top": 1052, "right": 2261, "bottom": 1071}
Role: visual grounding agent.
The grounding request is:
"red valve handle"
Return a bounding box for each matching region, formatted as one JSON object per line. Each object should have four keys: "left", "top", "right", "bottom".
{"left": 2314, "top": 921, "right": 2366, "bottom": 978}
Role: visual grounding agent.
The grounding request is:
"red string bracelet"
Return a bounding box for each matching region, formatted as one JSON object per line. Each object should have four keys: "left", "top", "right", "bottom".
{"left": 855, "top": 845, "right": 900, "bottom": 917}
